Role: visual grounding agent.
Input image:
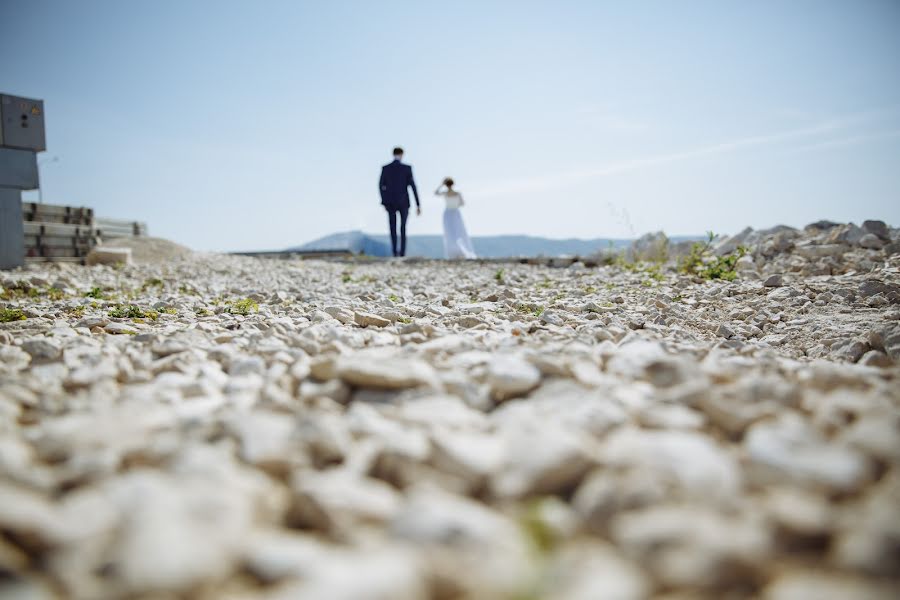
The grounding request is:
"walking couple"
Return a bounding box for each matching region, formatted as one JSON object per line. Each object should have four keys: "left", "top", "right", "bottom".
{"left": 379, "top": 147, "right": 476, "bottom": 259}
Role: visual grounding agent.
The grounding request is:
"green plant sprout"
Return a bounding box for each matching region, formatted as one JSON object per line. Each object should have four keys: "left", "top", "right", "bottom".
{"left": 0, "top": 308, "right": 26, "bottom": 323}
{"left": 678, "top": 232, "right": 748, "bottom": 281}
{"left": 226, "top": 298, "right": 259, "bottom": 315}
{"left": 108, "top": 305, "right": 158, "bottom": 320}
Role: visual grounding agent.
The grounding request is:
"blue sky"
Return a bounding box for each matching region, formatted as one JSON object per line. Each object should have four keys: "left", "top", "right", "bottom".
{"left": 3, "top": 0, "right": 899, "bottom": 251}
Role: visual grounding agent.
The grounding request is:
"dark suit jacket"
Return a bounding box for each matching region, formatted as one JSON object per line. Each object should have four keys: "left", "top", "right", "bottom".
{"left": 379, "top": 159, "right": 419, "bottom": 209}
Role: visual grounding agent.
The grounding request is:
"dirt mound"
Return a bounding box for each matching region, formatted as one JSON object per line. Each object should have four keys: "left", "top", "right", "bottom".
{"left": 98, "top": 236, "right": 194, "bottom": 264}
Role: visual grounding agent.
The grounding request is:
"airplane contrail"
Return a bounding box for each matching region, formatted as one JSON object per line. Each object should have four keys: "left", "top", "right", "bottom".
{"left": 473, "top": 108, "right": 900, "bottom": 198}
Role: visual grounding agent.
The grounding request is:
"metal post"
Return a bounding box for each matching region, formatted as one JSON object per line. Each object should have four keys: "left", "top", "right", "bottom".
{"left": 0, "top": 189, "right": 25, "bottom": 269}
{"left": 1, "top": 93, "right": 48, "bottom": 269}
{"left": 36, "top": 156, "right": 58, "bottom": 204}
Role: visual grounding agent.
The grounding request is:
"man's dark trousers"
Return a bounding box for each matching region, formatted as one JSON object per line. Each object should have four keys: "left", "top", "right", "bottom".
{"left": 387, "top": 206, "right": 409, "bottom": 257}
{"left": 380, "top": 158, "right": 419, "bottom": 257}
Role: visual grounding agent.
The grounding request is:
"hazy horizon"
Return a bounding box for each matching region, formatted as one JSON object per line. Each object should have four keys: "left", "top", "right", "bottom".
{"left": 4, "top": 1, "right": 900, "bottom": 251}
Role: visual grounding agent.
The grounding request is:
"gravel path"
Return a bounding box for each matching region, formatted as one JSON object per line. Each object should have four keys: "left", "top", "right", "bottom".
{"left": 1, "top": 223, "right": 899, "bottom": 599}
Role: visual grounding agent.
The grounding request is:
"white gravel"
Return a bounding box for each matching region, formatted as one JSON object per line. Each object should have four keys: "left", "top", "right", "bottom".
{"left": 1, "top": 221, "right": 899, "bottom": 599}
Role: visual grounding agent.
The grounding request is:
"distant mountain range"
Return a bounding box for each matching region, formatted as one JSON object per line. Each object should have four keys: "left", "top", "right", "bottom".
{"left": 285, "top": 230, "right": 698, "bottom": 259}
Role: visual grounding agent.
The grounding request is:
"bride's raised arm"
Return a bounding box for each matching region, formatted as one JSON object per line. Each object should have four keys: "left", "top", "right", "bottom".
{"left": 434, "top": 183, "right": 445, "bottom": 195}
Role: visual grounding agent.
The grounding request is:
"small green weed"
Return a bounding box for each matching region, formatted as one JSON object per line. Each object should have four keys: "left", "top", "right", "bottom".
{"left": 643, "top": 263, "right": 663, "bottom": 281}
{"left": 1, "top": 282, "right": 29, "bottom": 300}
{"left": 701, "top": 247, "right": 747, "bottom": 281}
{"left": 495, "top": 268, "right": 505, "bottom": 283}
{"left": 108, "top": 305, "right": 131, "bottom": 319}
{"left": 3, "top": 285, "right": 67, "bottom": 301}
{"left": 516, "top": 303, "right": 544, "bottom": 318}
{"left": 388, "top": 294, "right": 400, "bottom": 303}
{"left": 65, "top": 305, "right": 86, "bottom": 317}
{"left": 519, "top": 499, "right": 557, "bottom": 555}
{"left": 678, "top": 232, "right": 747, "bottom": 281}
{"left": 613, "top": 253, "right": 638, "bottom": 271}
{"left": 84, "top": 287, "right": 105, "bottom": 299}
{"left": 0, "top": 308, "right": 26, "bottom": 323}
{"left": 227, "top": 298, "right": 259, "bottom": 316}
{"left": 109, "top": 305, "right": 158, "bottom": 320}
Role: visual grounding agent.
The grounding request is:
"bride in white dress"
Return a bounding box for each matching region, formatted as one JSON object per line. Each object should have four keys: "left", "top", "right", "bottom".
{"left": 435, "top": 178, "right": 476, "bottom": 259}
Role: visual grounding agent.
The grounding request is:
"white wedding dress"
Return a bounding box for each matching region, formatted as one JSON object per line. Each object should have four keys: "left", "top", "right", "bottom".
{"left": 437, "top": 190, "right": 476, "bottom": 259}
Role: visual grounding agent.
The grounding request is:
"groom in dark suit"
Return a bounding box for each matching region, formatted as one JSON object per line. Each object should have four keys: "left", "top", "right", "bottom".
{"left": 379, "top": 147, "right": 420, "bottom": 257}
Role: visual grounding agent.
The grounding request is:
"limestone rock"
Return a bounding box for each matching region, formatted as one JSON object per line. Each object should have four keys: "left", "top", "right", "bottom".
{"left": 430, "top": 430, "right": 505, "bottom": 485}
{"left": 605, "top": 340, "right": 668, "bottom": 380}
{"left": 858, "top": 233, "right": 884, "bottom": 249}
{"left": 611, "top": 505, "right": 772, "bottom": 589}
{"left": 547, "top": 541, "right": 650, "bottom": 600}
{"left": 600, "top": 427, "right": 740, "bottom": 499}
{"left": 744, "top": 415, "right": 874, "bottom": 493}
{"left": 390, "top": 485, "right": 530, "bottom": 598}
{"left": 263, "top": 543, "right": 428, "bottom": 600}
{"left": 287, "top": 469, "right": 401, "bottom": 535}
{"left": 858, "top": 350, "right": 892, "bottom": 367}
{"left": 486, "top": 355, "right": 541, "bottom": 401}
{"left": 831, "top": 223, "right": 866, "bottom": 246}
{"left": 104, "top": 322, "right": 137, "bottom": 335}
{"left": 324, "top": 306, "right": 354, "bottom": 324}
{"left": 20, "top": 338, "right": 62, "bottom": 363}
{"left": 831, "top": 339, "right": 869, "bottom": 363}
{"left": 336, "top": 355, "right": 438, "bottom": 390}
{"left": 763, "top": 274, "right": 784, "bottom": 287}
{"left": 354, "top": 311, "right": 391, "bottom": 328}
{"left": 716, "top": 323, "right": 735, "bottom": 339}
{"left": 490, "top": 425, "right": 594, "bottom": 499}
{"left": 763, "top": 570, "right": 897, "bottom": 600}
{"left": 98, "top": 467, "right": 258, "bottom": 595}
{"left": 861, "top": 219, "right": 890, "bottom": 240}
